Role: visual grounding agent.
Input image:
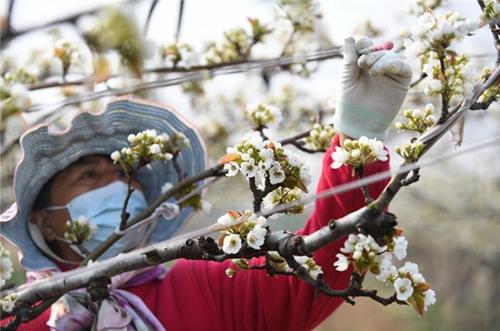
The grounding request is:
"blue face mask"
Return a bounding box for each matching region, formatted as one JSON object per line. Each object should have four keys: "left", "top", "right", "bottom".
{"left": 47, "top": 181, "right": 150, "bottom": 260}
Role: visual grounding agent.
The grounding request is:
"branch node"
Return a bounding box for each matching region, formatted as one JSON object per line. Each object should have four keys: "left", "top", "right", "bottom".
{"left": 87, "top": 277, "right": 111, "bottom": 303}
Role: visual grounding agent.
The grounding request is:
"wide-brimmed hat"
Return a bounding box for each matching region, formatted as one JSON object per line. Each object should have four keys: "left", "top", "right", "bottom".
{"left": 0, "top": 97, "right": 207, "bottom": 271}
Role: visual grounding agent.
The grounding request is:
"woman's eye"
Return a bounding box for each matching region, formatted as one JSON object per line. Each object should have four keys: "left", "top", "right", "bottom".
{"left": 80, "top": 171, "right": 95, "bottom": 180}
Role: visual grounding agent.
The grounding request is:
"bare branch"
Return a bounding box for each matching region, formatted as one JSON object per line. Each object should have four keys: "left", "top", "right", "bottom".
{"left": 143, "top": 0, "right": 160, "bottom": 36}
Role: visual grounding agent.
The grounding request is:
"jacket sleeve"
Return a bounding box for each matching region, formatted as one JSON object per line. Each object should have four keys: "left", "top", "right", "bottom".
{"left": 159, "top": 133, "right": 391, "bottom": 331}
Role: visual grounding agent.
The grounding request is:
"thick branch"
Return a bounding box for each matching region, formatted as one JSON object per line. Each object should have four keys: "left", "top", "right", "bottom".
{"left": 1, "top": 204, "right": 395, "bottom": 315}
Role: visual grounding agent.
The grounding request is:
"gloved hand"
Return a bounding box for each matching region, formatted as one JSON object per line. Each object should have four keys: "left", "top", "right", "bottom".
{"left": 333, "top": 36, "right": 412, "bottom": 140}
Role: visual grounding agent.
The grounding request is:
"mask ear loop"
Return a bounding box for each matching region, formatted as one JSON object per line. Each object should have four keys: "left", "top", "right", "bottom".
{"left": 114, "top": 202, "right": 180, "bottom": 236}
{"left": 113, "top": 177, "right": 218, "bottom": 236}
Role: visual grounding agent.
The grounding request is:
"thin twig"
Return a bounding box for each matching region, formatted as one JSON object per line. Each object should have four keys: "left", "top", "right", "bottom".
{"left": 410, "top": 73, "right": 427, "bottom": 88}
{"left": 143, "top": 0, "right": 160, "bottom": 36}
{"left": 0, "top": 0, "right": 145, "bottom": 47}
{"left": 175, "top": 0, "right": 185, "bottom": 42}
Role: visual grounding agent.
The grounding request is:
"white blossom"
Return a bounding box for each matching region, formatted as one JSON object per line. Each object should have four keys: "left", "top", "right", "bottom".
{"left": 246, "top": 225, "right": 267, "bottom": 249}
{"left": 149, "top": 144, "right": 161, "bottom": 155}
{"left": 240, "top": 159, "right": 258, "bottom": 178}
{"left": 334, "top": 253, "right": 349, "bottom": 271}
{"left": 331, "top": 146, "right": 349, "bottom": 169}
{"left": 224, "top": 162, "right": 240, "bottom": 177}
{"left": 376, "top": 254, "right": 398, "bottom": 283}
{"left": 424, "top": 289, "right": 437, "bottom": 310}
{"left": 393, "top": 236, "right": 408, "bottom": 260}
{"left": 394, "top": 277, "right": 414, "bottom": 301}
{"left": 110, "top": 151, "right": 121, "bottom": 161}
{"left": 399, "top": 261, "right": 420, "bottom": 275}
{"left": 222, "top": 234, "right": 242, "bottom": 254}
{"left": 1, "top": 297, "right": 15, "bottom": 313}
{"left": 269, "top": 164, "right": 285, "bottom": 184}
{"left": 217, "top": 212, "right": 237, "bottom": 226}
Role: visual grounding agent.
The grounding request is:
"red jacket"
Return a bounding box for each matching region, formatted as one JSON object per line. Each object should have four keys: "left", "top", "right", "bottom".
{"left": 1, "top": 134, "right": 390, "bottom": 330}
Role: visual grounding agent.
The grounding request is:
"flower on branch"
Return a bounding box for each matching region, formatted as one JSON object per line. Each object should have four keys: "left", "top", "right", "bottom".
{"left": 159, "top": 42, "right": 196, "bottom": 68}
{"left": 222, "top": 234, "right": 243, "bottom": 254}
{"left": 294, "top": 255, "right": 323, "bottom": 280}
{"left": 409, "top": 0, "right": 442, "bottom": 15}
{"left": 394, "top": 277, "right": 414, "bottom": 301}
{"left": 246, "top": 224, "right": 267, "bottom": 249}
{"left": 481, "top": 0, "right": 500, "bottom": 21}
{"left": 478, "top": 66, "right": 500, "bottom": 104}
{"left": 64, "top": 216, "right": 97, "bottom": 244}
{"left": 111, "top": 129, "right": 188, "bottom": 172}
{"left": 304, "top": 123, "right": 336, "bottom": 151}
{"left": 395, "top": 141, "right": 425, "bottom": 162}
{"left": 404, "top": 11, "right": 480, "bottom": 57}
{"left": 330, "top": 136, "right": 388, "bottom": 170}
{"left": 0, "top": 294, "right": 16, "bottom": 313}
{"left": 0, "top": 244, "right": 14, "bottom": 289}
{"left": 277, "top": 0, "right": 322, "bottom": 34}
{"left": 245, "top": 102, "right": 283, "bottom": 129}
{"left": 217, "top": 210, "right": 269, "bottom": 254}
{"left": 53, "top": 39, "right": 82, "bottom": 78}
{"left": 261, "top": 186, "right": 305, "bottom": 217}
{"left": 220, "top": 135, "right": 311, "bottom": 194}
{"left": 0, "top": 79, "right": 31, "bottom": 132}
{"left": 395, "top": 103, "right": 436, "bottom": 134}
{"left": 203, "top": 17, "right": 271, "bottom": 65}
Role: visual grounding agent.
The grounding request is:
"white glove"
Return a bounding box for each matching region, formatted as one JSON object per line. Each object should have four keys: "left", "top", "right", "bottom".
{"left": 333, "top": 36, "right": 413, "bottom": 139}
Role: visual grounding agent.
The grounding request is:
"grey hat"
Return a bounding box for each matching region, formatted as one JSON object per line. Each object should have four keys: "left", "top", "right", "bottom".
{"left": 0, "top": 97, "right": 207, "bottom": 271}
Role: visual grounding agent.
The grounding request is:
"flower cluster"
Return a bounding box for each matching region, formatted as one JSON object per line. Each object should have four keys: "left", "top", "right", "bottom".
{"left": 481, "top": 0, "right": 500, "bottom": 21}
{"left": 225, "top": 252, "right": 322, "bottom": 281}
{"left": 221, "top": 134, "right": 311, "bottom": 191}
{"left": 64, "top": 216, "right": 97, "bottom": 244}
{"left": 334, "top": 233, "right": 436, "bottom": 316}
{"left": 204, "top": 18, "right": 271, "bottom": 65}
{"left": 333, "top": 233, "right": 406, "bottom": 274}
{"left": 381, "top": 261, "right": 436, "bottom": 316}
{"left": 159, "top": 42, "right": 196, "bottom": 68}
{"left": 409, "top": 0, "right": 442, "bottom": 15}
{"left": 0, "top": 294, "right": 16, "bottom": 313}
{"left": 304, "top": 124, "right": 336, "bottom": 151}
{"left": 245, "top": 102, "right": 283, "bottom": 128}
{"left": 395, "top": 141, "right": 425, "bottom": 162}
{"left": 395, "top": 103, "right": 437, "bottom": 134}
{"left": 53, "top": 39, "right": 81, "bottom": 77}
{"left": 404, "top": 11, "right": 480, "bottom": 57}
{"left": 0, "top": 244, "right": 13, "bottom": 289}
{"left": 330, "top": 136, "right": 388, "bottom": 170}
{"left": 277, "top": 0, "right": 322, "bottom": 34}
{"left": 478, "top": 66, "right": 500, "bottom": 104}
{"left": 421, "top": 52, "right": 474, "bottom": 99}
{"left": 217, "top": 210, "right": 268, "bottom": 254}
{"left": 111, "top": 130, "right": 189, "bottom": 171}
{"left": 262, "top": 186, "right": 304, "bottom": 217}
{"left": 0, "top": 79, "right": 31, "bottom": 131}
{"left": 294, "top": 255, "right": 323, "bottom": 280}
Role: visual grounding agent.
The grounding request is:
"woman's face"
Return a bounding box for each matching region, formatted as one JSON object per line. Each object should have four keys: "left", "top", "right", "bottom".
{"left": 30, "top": 155, "right": 143, "bottom": 262}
